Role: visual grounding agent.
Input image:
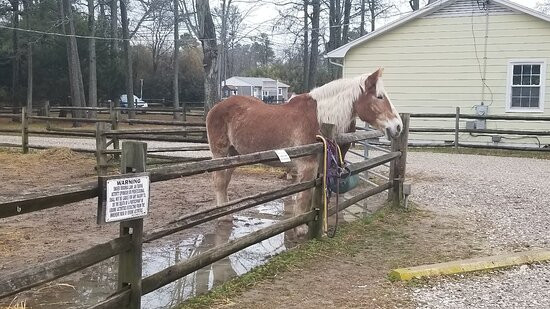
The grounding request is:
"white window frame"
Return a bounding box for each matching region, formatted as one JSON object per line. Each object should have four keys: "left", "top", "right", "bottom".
{"left": 505, "top": 59, "right": 546, "bottom": 113}
{"left": 262, "top": 90, "right": 269, "bottom": 97}
{"left": 278, "top": 88, "right": 282, "bottom": 95}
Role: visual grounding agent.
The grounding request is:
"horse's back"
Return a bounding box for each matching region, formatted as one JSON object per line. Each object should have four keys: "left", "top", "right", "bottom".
{"left": 206, "top": 95, "right": 319, "bottom": 156}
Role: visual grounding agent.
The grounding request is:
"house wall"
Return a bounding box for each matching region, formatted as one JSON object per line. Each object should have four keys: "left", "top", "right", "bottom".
{"left": 344, "top": 5, "right": 550, "bottom": 146}
{"left": 281, "top": 88, "right": 289, "bottom": 99}
{"left": 237, "top": 86, "right": 252, "bottom": 96}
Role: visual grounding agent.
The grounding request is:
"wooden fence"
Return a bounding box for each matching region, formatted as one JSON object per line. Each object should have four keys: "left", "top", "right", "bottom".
{"left": 407, "top": 108, "right": 550, "bottom": 151}
{"left": 0, "top": 115, "right": 410, "bottom": 308}
{"left": 0, "top": 104, "right": 209, "bottom": 163}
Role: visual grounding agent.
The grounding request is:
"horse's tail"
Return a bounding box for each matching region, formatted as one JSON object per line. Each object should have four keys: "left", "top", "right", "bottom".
{"left": 205, "top": 100, "right": 230, "bottom": 158}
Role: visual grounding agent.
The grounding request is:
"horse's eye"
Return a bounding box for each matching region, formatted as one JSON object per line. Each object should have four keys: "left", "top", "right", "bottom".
{"left": 377, "top": 95, "right": 384, "bottom": 100}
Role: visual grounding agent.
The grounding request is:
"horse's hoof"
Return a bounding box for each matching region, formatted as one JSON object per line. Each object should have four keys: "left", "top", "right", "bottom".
{"left": 294, "top": 225, "right": 308, "bottom": 238}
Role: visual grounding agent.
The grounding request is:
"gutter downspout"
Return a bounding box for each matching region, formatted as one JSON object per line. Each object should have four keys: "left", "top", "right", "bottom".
{"left": 329, "top": 58, "right": 344, "bottom": 68}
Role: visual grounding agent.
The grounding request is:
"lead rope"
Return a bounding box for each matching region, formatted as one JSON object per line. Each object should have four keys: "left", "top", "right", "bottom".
{"left": 316, "top": 135, "right": 345, "bottom": 238}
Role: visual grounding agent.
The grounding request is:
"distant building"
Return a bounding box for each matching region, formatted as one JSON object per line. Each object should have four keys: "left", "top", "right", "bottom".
{"left": 221, "top": 77, "right": 290, "bottom": 103}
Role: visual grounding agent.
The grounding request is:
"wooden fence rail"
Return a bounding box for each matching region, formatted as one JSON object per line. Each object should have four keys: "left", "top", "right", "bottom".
{"left": 0, "top": 117, "right": 410, "bottom": 309}
{"left": 0, "top": 235, "right": 132, "bottom": 299}
{"left": 407, "top": 108, "right": 550, "bottom": 151}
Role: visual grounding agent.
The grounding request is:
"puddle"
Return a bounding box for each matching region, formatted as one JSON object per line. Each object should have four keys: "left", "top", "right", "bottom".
{"left": 2, "top": 193, "right": 374, "bottom": 308}
{"left": 2, "top": 200, "right": 291, "bottom": 309}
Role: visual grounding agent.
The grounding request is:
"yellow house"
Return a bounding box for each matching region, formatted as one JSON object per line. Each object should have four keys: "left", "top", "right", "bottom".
{"left": 327, "top": 0, "right": 550, "bottom": 147}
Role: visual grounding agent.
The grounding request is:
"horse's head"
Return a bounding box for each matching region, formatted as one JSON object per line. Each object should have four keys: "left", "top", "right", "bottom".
{"left": 354, "top": 68, "right": 403, "bottom": 139}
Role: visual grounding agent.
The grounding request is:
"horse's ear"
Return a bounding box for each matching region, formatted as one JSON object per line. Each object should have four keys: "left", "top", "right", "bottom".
{"left": 366, "top": 69, "right": 381, "bottom": 89}
{"left": 378, "top": 67, "right": 384, "bottom": 77}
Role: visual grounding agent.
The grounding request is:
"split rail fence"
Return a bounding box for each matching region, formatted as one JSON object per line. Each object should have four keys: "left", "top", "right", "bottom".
{"left": 0, "top": 114, "right": 410, "bottom": 308}
{"left": 0, "top": 104, "right": 209, "bottom": 167}
{"left": 407, "top": 107, "right": 550, "bottom": 151}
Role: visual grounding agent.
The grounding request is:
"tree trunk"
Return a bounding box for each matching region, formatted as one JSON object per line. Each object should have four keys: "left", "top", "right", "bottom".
{"left": 88, "top": 0, "right": 98, "bottom": 118}
{"left": 328, "top": 0, "right": 343, "bottom": 79}
{"left": 370, "top": 0, "right": 376, "bottom": 32}
{"left": 302, "top": 0, "right": 309, "bottom": 93}
{"left": 173, "top": 0, "right": 181, "bottom": 120}
{"left": 24, "top": 0, "right": 32, "bottom": 115}
{"left": 307, "top": 0, "right": 320, "bottom": 90}
{"left": 26, "top": 43, "right": 32, "bottom": 115}
{"left": 197, "top": 0, "right": 219, "bottom": 116}
{"left": 11, "top": 0, "right": 20, "bottom": 119}
{"left": 328, "top": 0, "right": 341, "bottom": 52}
{"left": 120, "top": 0, "right": 135, "bottom": 119}
{"left": 409, "top": 0, "right": 419, "bottom": 11}
{"left": 341, "top": 0, "right": 352, "bottom": 44}
{"left": 110, "top": 0, "right": 118, "bottom": 55}
{"left": 360, "top": 0, "right": 366, "bottom": 36}
{"left": 60, "top": 0, "right": 85, "bottom": 124}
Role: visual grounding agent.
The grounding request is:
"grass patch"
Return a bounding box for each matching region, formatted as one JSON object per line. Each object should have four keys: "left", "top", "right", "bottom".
{"left": 177, "top": 205, "right": 414, "bottom": 309}
{"left": 410, "top": 147, "right": 550, "bottom": 160}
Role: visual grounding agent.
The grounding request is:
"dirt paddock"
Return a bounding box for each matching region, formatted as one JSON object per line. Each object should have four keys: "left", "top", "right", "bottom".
{"left": 0, "top": 148, "right": 289, "bottom": 273}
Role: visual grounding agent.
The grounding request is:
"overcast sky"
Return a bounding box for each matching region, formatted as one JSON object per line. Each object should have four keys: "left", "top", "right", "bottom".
{"left": 240, "top": 0, "right": 542, "bottom": 53}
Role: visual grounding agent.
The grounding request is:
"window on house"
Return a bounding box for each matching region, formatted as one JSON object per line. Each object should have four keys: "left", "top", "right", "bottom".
{"left": 278, "top": 88, "right": 282, "bottom": 95}
{"left": 508, "top": 61, "right": 545, "bottom": 112}
{"left": 263, "top": 91, "right": 268, "bottom": 96}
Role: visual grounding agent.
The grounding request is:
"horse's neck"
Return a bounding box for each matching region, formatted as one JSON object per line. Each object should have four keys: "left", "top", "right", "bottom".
{"left": 313, "top": 96, "right": 356, "bottom": 134}
{"left": 309, "top": 77, "right": 361, "bottom": 134}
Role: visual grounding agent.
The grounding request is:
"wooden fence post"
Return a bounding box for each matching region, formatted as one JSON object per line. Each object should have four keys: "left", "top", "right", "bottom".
{"left": 389, "top": 114, "right": 410, "bottom": 208}
{"left": 118, "top": 141, "right": 146, "bottom": 309}
{"left": 455, "top": 107, "right": 460, "bottom": 149}
{"left": 21, "top": 107, "right": 29, "bottom": 154}
{"left": 309, "top": 123, "right": 335, "bottom": 239}
{"left": 110, "top": 100, "right": 120, "bottom": 160}
{"left": 95, "top": 122, "right": 111, "bottom": 176}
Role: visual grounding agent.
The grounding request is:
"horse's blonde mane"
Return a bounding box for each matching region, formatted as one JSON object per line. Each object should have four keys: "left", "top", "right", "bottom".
{"left": 309, "top": 72, "right": 384, "bottom": 133}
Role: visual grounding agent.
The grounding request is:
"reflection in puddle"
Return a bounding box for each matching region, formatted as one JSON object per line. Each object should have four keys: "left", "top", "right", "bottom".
{"left": 255, "top": 199, "right": 285, "bottom": 216}
{"left": 3, "top": 195, "right": 371, "bottom": 308}
{"left": 2, "top": 200, "right": 290, "bottom": 309}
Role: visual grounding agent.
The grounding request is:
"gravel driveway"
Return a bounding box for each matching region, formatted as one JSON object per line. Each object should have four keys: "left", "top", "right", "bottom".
{"left": 406, "top": 152, "right": 550, "bottom": 308}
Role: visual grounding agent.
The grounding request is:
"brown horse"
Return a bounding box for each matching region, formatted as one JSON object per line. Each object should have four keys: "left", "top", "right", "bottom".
{"left": 206, "top": 68, "right": 402, "bottom": 235}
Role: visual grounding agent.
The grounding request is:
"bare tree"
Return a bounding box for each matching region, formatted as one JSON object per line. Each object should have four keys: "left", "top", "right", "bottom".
{"left": 409, "top": 0, "right": 419, "bottom": 11}
{"left": 302, "top": 0, "right": 309, "bottom": 92}
{"left": 59, "top": 0, "right": 86, "bottom": 123}
{"left": 196, "top": 0, "right": 219, "bottom": 114}
{"left": 142, "top": 0, "right": 171, "bottom": 74}
{"left": 173, "top": 0, "right": 181, "bottom": 120}
{"left": 23, "top": 0, "right": 31, "bottom": 114}
{"left": 537, "top": 1, "right": 550, "bottom": 14}
{"left": 9, "top": 0, "right": 20, "bottom": 115}
{"left": 120, "top": 0, "right": 135, "bottom": 118}
{"left": 366, "top": 0, "right": 395, "bottom": 32}
{"left": 307, "top": 0, "right": 320, "bottom": 90}
{"left": 360, "top": 0, "right": 366, "bottom": 35}
{"left": 88, "top": 0, "right": 98, "bottom": 118}
{"left": 110, "top": 0, "right": 117, "bottom": 55}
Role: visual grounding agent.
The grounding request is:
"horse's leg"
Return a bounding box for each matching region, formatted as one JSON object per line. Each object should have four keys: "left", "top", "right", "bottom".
{"left": 293, "top": 156, "right": 319, "bottom": 237}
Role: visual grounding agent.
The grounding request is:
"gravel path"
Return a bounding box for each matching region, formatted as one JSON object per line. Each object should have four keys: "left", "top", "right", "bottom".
{"left": 412, "top": 264, "right": 550, "bottom": 309}
{"left": 0, "top": 134, "right": 212, "bottom": 158}
{"left": 406, "top": 152, "right": 550, "bottom": 308}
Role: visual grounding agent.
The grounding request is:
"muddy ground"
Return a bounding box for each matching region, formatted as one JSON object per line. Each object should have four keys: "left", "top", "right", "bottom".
{"left": 0, "top": 148, "right": 289, "bottom": 273}
{"left": 202, "top": 204, "right": 479, "bottom": 309}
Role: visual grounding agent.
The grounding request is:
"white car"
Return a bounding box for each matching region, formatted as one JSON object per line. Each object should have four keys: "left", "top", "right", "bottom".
{"left": 120, "top": 95, "right": 148, "bottom": 108}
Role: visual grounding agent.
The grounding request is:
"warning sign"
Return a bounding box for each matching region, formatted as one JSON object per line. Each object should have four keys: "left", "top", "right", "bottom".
{"left": 98, "top": 173, "right": 150, "bottom": 224}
